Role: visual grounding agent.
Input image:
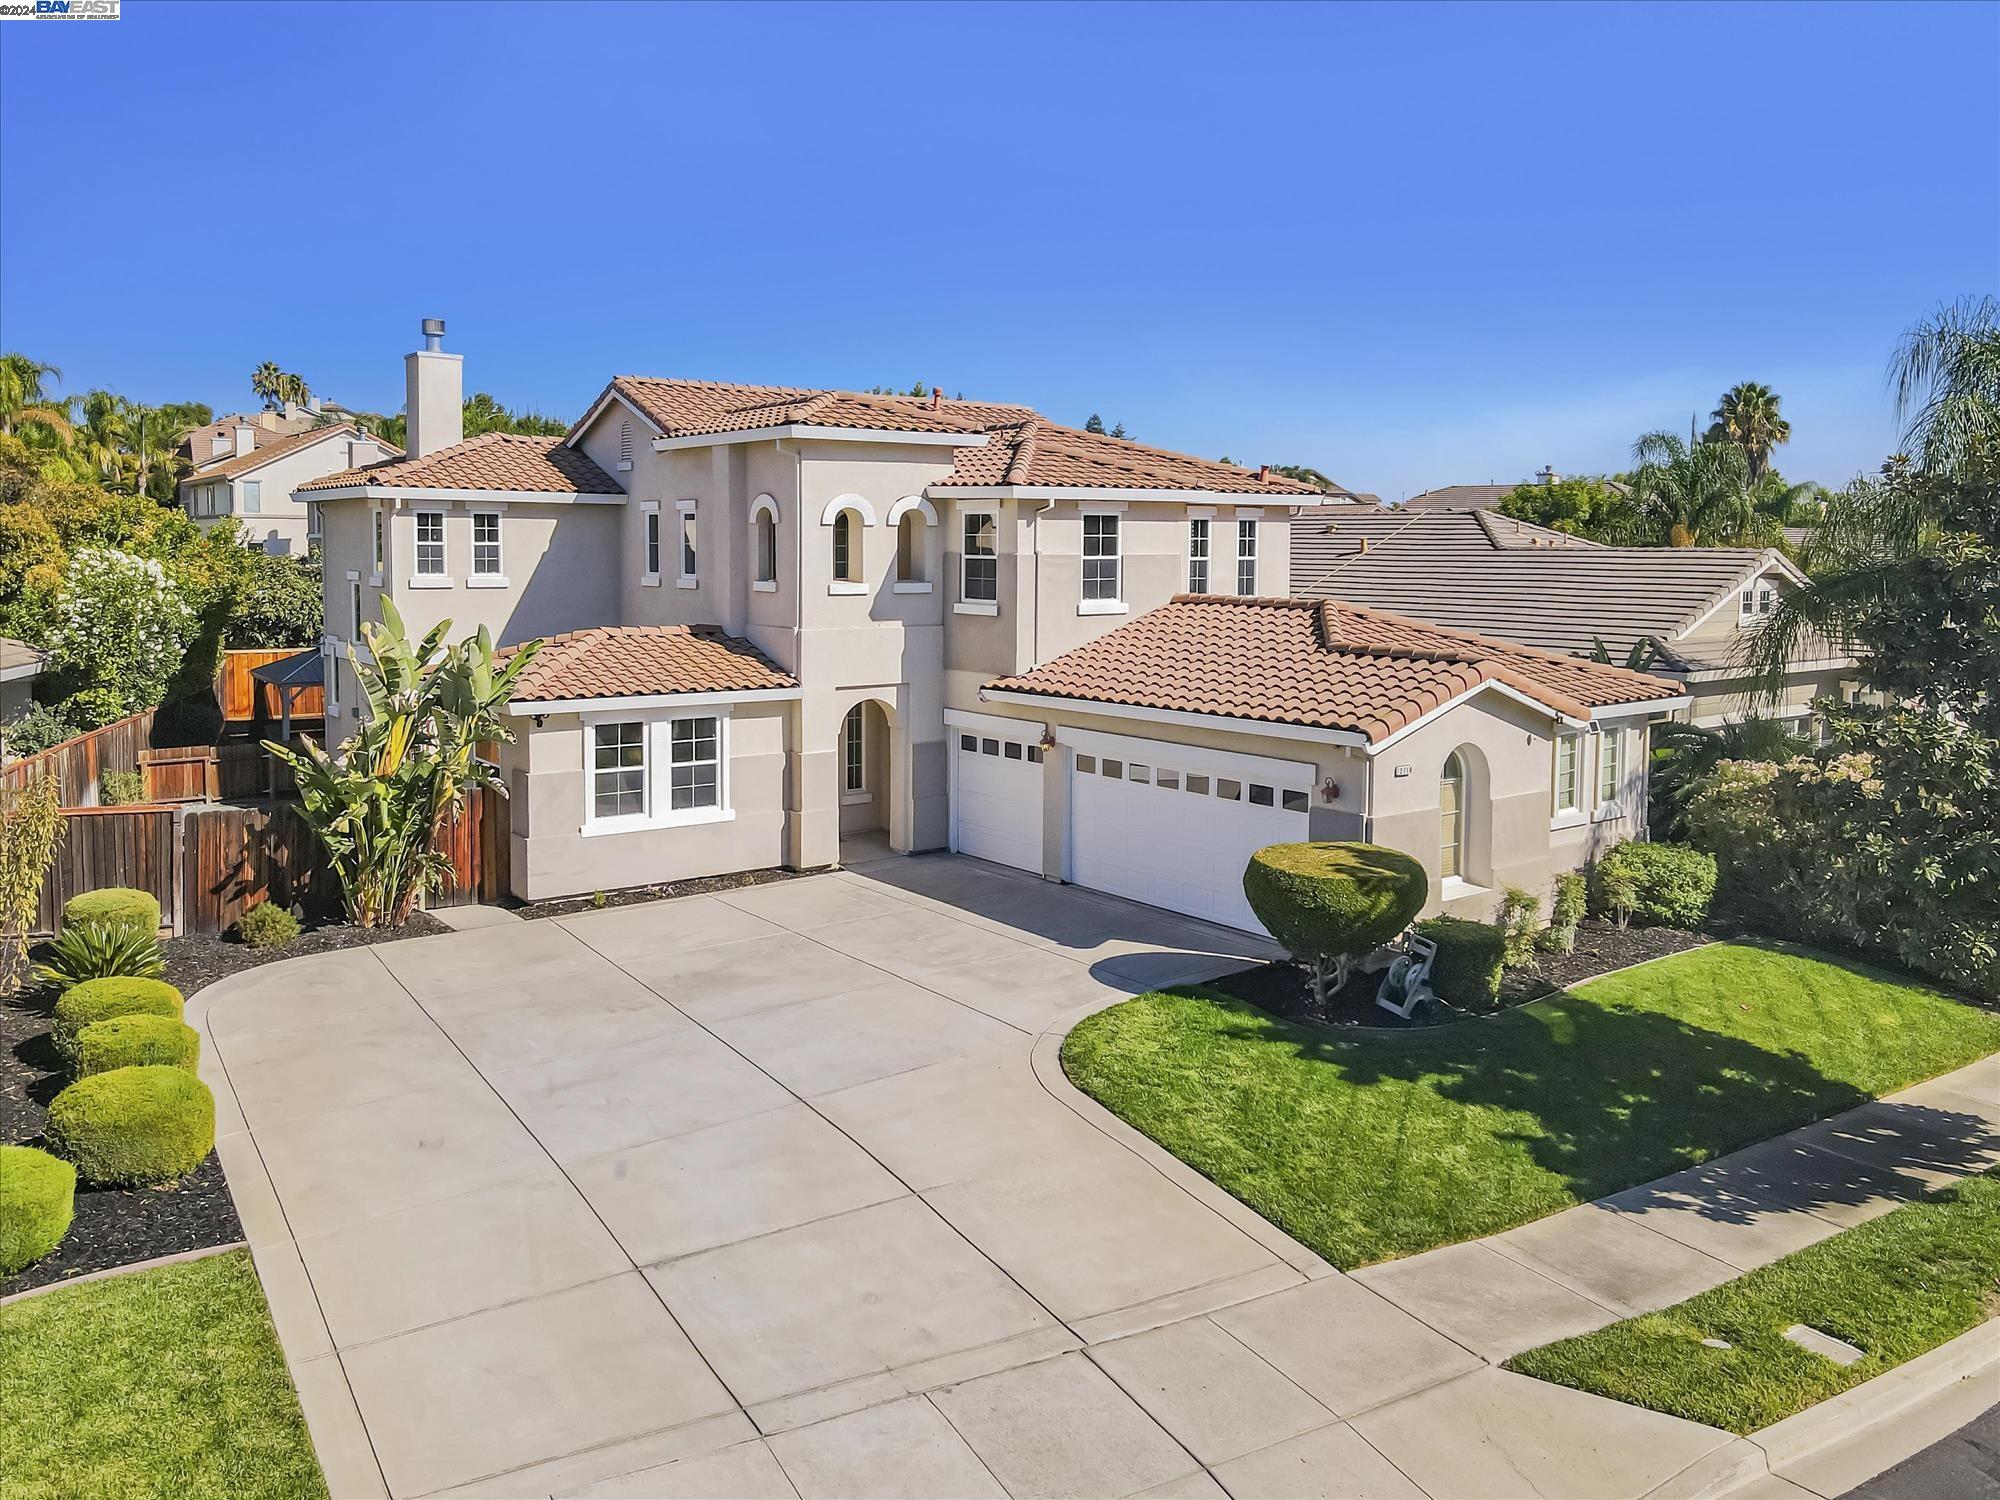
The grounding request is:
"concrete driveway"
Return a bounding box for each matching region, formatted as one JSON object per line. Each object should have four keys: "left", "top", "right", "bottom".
{"left": 195, "top": 855, "right": 1741, "bottom": 1500}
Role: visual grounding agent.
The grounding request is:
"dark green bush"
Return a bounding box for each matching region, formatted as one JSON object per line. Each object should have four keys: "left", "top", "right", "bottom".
{"left": 76, "top": 1014, "right": 201, "bottom": 1077}
{"left": 61, "top": 887, "right": 161, "bottom": 935}
{"left": 1593, "top": 842, "right": 1717, "bottom": 929}
{"left": 1418, "top": 915, "right": 1506, "bottom": 1010}
{"left": 235, "top": 902, "right": 300, "bottom": 950}
{"left": 45, "top": 1066, "right": 216, "bottom": 1186}
{"left": 1243, "top": 842, "right": 1428, "bottom": 999}
{"left": 35, "top": 921, "right": 166, "bottom": 992}
{"left": 52, "top": 977, "right": 184, "bottom": 1064}
{"left": 0, "top": 1145, "right": 76, "bottom": 1275}
{"left": 99, "top": 770, "right": 147, "bottom": 806}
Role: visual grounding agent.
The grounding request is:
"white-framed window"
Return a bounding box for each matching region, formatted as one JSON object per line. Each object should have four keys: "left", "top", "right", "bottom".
{"left": 1082, "top": 513, "right": 1120, "bottom": 602}
{"left": 1189, "top": 518, "right": 1210, "bottom": 593}
{"left": 1236, "top": 518, "right": 1258, "bottom": 594}
{"left": 831, "top": 509, "right": 858, "bottom": 583}
{"left": 961, "top": 511, "right": 997, "bottom": 602}
{"left": 415, "top": 511, "right": 446, "bottom": 575}
{"left": 323, "top": 641, "right": 340, "bottom": 713}
{"left": 306, "top": 500, "right": 321, "bottom": 542}
{"left": 669, "top": 715, "right": 721, "bottom": 811}
{"left": 591, "top": 721, "right": 648, "bottom": 821}
{"left": 241, "top": 480, "right": 261, "bottom": 514}
{"left": 371, "top": 509, "right": 385, "bottom": 573}
{"left": 642, "top": 503, "right": 661, "bottom": 583}
{"left": 1440, "top": 751, "right": 1464, "bottom": 881}
{"left": 1598, "top": 728, "right": 1625, "bottom": 807}
{"left": 1760, "top": 585, "right": 1776, "bottom": 614}
{"left": 678, "top": 500, "right": 698, "bottom": 586}
{"left": 755, "top": 508, "right": 778, "bottom": 584}
{"left": 1554, "top": 730, "right": 1581, "bottom": 815}
{"left": 472, "top": 512, "right": 502, "bottom": 576}
{"left": 841, "top": 703, "right": 866, "bottom": 796}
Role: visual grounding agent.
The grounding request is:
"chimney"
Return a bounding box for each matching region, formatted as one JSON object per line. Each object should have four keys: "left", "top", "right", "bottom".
{"left": 930, "top": 386, "right": 941, "bottom": 410}
{"left": 232, "top": 423, "right": 257, "bottom": 457}
{"left": 1538, "top": 465, "right": 1559, "bottom": 486}
{"left": 347, "top": 438, "right": 371, "bottom": 468}
{"left": 405, "top": 317, "right": 463, "bottom": 459}
{"left": 1257, "top": 464, "right": 1270, "bottom": 484}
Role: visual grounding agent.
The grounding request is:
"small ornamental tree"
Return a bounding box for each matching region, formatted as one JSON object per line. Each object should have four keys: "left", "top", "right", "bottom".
{"left": 47, "top": 546, "right": 194, "bottom": 717}
{"left": 0, "top": 772, "right": 64, "bottom": 992}
{"left": 1242, "top": 842, "right": 1428, "bottom": 1004}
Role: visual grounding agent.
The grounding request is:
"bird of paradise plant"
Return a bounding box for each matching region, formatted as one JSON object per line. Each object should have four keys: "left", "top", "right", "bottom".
{"left": 266, "top": 597, "right": 541, "bottom": 927}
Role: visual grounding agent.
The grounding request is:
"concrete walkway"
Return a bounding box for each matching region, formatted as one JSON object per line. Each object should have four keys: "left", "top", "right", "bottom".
{"left": 187, "top": 857, "right": 2000, "bottom": 1500}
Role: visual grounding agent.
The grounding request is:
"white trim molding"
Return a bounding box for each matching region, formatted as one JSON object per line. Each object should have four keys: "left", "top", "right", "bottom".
{"left": 578, "top": 704, "right": 735, "bottom": 838}
{"left": 505, "top": 684, "right": 802, "bottom": 717}
{"left": 302, "top": 485, "right": 625, "bottom": 506}
{"left": 946, "top": 706, "right": 1048, "bottom": 741}
{"left": 933, "top": 485, "right": 1308, "bottom": 504}
{"left": 978, "top": 688, "right": 1370, "bottom": 748}
{"left": 749, "top": 493, "right": 781, "bottom": 525}
{"left": 885, "top": 494, "right": 939, "bottom": 526}
{"left": 819, "top": 493, "right": 878, "bottom": 527}
{"left": 655, "top": 425, "right": 989, "bottom": 452}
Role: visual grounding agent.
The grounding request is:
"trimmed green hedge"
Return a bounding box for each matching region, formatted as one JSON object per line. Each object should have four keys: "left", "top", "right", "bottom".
{"left": 1417, "top": 915, "right": 1506, "bottom": 1010}
{"left": 45, "top": 1067, "right": 215, "bottom": 1186}
{"left": 76, "top": 1015, "right": 201, "bottom": 1078}
{"left": 52, "top": 978, "right": 184, "bottom": 1065}
{"left": 61, "top": 888, "right": 161, "bottom": 936}
{"left": 0, "top": 1145, "right": 76, "bottom": 1276}
{"left": 1243, "top": 842, "right": 1428, "bottom": 969}
{"left": 1594, "top": 842, "right": 1718, "bottom": 929}
{"left": 235, "top": 902, "right": 300, "bottom": 950}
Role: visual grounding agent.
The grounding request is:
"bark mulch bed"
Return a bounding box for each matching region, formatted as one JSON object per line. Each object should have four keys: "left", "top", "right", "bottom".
{"left": 511, "top": 864, "right": 823, "bottom": 921}
{"left": 2, "top": 911, "right": 447, "bottom": 1299}
{"left": 1208, "top": 918, "right": 1714, "bottom": 1030}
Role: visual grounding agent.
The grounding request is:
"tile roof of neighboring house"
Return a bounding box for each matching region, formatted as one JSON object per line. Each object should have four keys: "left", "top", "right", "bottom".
{"left": 986, "top": 595, "right": 1682, "bottom": 744}
{"left": 298, "top": 432, "right": 624, "bottom": 495}
{"left": 501, "top": 625, "right": 797, "bottom": 704}
{"left": 1288, "top": 508, "right": 1814, "bottom": 671}
{"left": 592, "top": 376, "right": 1328, "bottom": 496}
{"left": 184, "top": 423, "right": 392, "bottom": 482}
{"left": 1400, "top": 483, "right": 1520, "bottom": 511}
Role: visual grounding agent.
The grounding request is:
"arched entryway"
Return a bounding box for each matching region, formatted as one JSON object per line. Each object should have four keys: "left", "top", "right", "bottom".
{"left": 837, "top": 699, "right": 896, "bottom": 862}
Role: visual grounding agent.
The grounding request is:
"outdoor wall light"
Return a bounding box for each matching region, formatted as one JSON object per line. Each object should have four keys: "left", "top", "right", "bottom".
{"left": 1319, "top": 778, "right": 1341, "bottom": 803}
{"left": 1038, "top": 728, "right": 1056, "bottom": 751}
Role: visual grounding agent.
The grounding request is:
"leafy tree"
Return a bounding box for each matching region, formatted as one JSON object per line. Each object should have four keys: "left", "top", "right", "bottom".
{"left": 0, "top": 354, "right": 72, "bottom": 439}
{"left": 1084, "top": 413, "right": 1106, "bottom": 435}
{"left": 1706, "top": 382, "right": 1791, "bottom": 480}
{"left": 1269, "top": 464, "right": 1344, "bottom": 494}
{"left": 1496, "top": 476, "right": 1640, "bottom": 541}
{"left": 1110, "top": 422, "right": 1129, "bottom": 440}
{"left": 45, "top": 548, "right": 195, "bottom": 718}
{"left": 268, "top": 601, "right": 540, "bottom": 927}
{"left": 228, "top": 548, "right": 324, "bottom": 647}
{"left": 1647, "top": 716, "right": 1806, "bottom": 840}
{"left": 1627, "top": 430, "right": 1757, "bottom": 546}
{"left": 1889, "top": 294, "right": 2000, "bottom": 475}
{"left": 0, "top": 773, "right": 64, "bottom": 992}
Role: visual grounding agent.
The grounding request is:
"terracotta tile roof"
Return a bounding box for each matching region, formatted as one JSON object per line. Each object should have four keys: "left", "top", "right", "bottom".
{"left": 986, "top": 596, "right": 1683, "bottom": 744}
{"left": 183, "top": 423, "right": 391, "bottom": 482}
{"left": 594, "top": 376, "right": 1324, "bottom": 496}
{"left": 501, "top": 625, "right": 796, "bottom": 705}
{"left": 298, "top": 432, "right": 623, "bottom": 495}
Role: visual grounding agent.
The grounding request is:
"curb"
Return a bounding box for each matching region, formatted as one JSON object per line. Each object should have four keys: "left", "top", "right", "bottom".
{"left": 0, "top": 1239, "right": 248, "bottom": 1307}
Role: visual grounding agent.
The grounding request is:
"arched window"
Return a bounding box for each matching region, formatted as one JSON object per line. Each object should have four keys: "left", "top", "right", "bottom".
{"left": 841, "top": 703, "right": 866, "bottom": 794}
{"left": 896, "top": 510, "right": 924, "bottom": 582}
{"left": 1440, "top": 752, "right": 1464, "bottom": 880}
{"left": 755, "top": 509, "right": 777, "bottom": 584}
{"left": 832, "top": 511, "right": 856, "bottom": 582}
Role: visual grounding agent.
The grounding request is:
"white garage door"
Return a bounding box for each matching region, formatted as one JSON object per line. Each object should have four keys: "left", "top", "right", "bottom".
{"left": 1067, "top": 733, "right": 1310, "bottom": 934}
{"left": 952, "top": 729, "right": 1045, "bottom": 874}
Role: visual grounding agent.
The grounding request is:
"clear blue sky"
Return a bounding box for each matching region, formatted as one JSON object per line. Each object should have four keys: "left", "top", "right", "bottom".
{"left": 4, "top": 1, "right": 1995, "bottom": 500}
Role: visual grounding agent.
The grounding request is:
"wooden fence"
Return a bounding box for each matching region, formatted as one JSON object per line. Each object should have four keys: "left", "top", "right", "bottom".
{"left": 1, "top": 709, "right": 156, "bottom": 807}
{"left": 137, "top": 745, "right": 221, "bottom": 803}
{"left": 31, "top": 787, "right": 511, "bottom": 936}
{"left": 218, "top": 648, "right": 325, "bottom": 723}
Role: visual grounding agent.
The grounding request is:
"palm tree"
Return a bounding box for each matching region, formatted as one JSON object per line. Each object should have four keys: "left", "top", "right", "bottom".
{"left": 251, "top": 362, "right": 283, "bottom": 409}
{"left": 0, "top": 353, "right": 73, "bottom": 438}
{"left": 73, "top": 390, "right": 135, "bottom": 487}
{"left": 1627, "top": 430, "right": 1754, "bottom": 546}
{"left": 1888, "top": 294, "right": 2000, "bottom": 474}
{"left": 1707, "top": 382, "right": 1791, "bottom": 480}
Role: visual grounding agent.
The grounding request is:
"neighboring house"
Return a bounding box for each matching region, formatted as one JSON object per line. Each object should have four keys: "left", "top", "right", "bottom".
{"left": 299, "top": 322, "right": 1679, "bottom": 930}
{"left": 1289, "top": 507, "right": 1856, "bottom": 729}
{"left": 181, "top": 422, "right": 399, "bottom": 556}
{"left": 1399, "top": 468, "right": 1628, "bottom": 512}
{"left": 181, "top": 405, "right": 321, "bottom": 467}
{"left": 0, "top": 637, "right": 45, "bottom": 729}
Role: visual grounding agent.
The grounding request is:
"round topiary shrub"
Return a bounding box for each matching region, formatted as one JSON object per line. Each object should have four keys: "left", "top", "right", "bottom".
{"left": 52, "top": 977, "right": 185, "bottom": 1066}
{"left": 1416, "top": 915, "right": 1507, "bottom": 1011}
{"left": 61, "top": 887, "right": 161, "bottom": 937}
{"left": 235, "top": 902, "right": 300, "bottom": 950}
{"left": 0, "top": 1145, "right": 76, "bottom": 1275}
{"left": 1243, "top": 842, "right": 1429, "bottom": 1002}
{"left": 45, "top": 1066, "right": 216, "bottom": 1186}
{"left": 75, "top": 1014, "right": 201, "bottom": 1077}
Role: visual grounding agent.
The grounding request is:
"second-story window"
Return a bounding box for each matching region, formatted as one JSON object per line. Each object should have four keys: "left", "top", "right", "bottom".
{"left": 1083, "top": 514, "right": 1120, "bottom": 602}
{"left": 372, "top": 509, "right": 385, "bottom": 573}
{"left": 962, "top": 512, "right": 997, "bottom": 602}
{"left": 832, "top": 510, "right": 858, "bottom": 583}
{"left": 643, "top": 507, "right": 661, "bottom": 579}
{"left": 472, "top": 512, "right": 502, "bottom": 577}
{"left": 755, "top": 509, "right": 777, "bottom": 584}
{"left": 1236, "top": 518, "right": 1258, "bottom": 594}
{"left": 678, "top": 502, "right": 698, "bottom": 586}
{"left": 1188, "top": 518, "right": 1210, "bottom": 592}
{"left": 415, "top": 512, "right": 446, "bottom": 575}
{"left": 897, "top": 511, "right": 924, "bottom": 583}
{"left": 351, "top": 579, "right": 363, "bottom": 638}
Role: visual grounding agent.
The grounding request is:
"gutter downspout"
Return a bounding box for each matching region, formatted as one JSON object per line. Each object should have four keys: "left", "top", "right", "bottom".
{"left": 1359, "top": 744, "right": 1375, "bottom": 844}
{"left": 1029, "top": 497, "right": 1056, "bottom": 668}
{"left": 778, "top": 437, "right": 807, "bottom": 869}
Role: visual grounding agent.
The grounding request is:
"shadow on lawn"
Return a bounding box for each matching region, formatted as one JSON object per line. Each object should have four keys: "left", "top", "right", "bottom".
{"left": 1219, "top": 994, "right": 2000, "bottom": 1222}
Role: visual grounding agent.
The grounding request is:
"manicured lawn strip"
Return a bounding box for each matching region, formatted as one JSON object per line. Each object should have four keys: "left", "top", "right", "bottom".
{"left": 1060, "top": 941, "right": 2000, "bottom": 1269}
{"left": 0, "top": 1249, "right": 328, "bottom": 1500}
{"left": 1505, "top": 1170, "right": 2000, "bottom": 1433}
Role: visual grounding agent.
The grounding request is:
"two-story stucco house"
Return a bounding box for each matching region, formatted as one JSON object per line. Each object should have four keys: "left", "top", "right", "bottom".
{"left": 299, "top": 324, "right": 1685, "bottom": 930}
{"left": 181, "top": 420, "right": 398, "bottom": 556}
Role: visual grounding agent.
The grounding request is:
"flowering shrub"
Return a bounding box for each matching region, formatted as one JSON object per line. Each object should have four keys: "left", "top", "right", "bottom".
{"left": 48, "top": 547, "right": 194, "bottom": 717}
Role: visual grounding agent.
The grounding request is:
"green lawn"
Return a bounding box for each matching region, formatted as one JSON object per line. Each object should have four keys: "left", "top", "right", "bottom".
{"left": 1506, "top": 1170, "right": 2000, "bottom": 1433}
{"left": 1061, "top": 940, "right": 2000, "bottom": 1269}
{"left": 0, "top": 1250, "right": 328, "bottom": 1500}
